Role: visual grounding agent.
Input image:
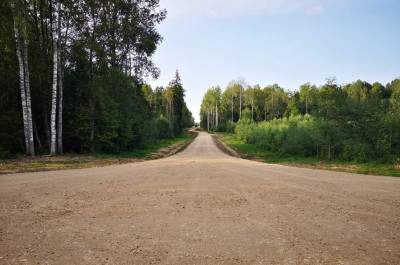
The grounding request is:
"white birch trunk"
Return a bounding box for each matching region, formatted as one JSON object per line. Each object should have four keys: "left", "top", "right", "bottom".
{"left": 22, "top": 38, "right": 35, "bottom": 156}
{"left": 50, "top": 0, "right": 60, "bottom": 155}
{"left": 57, "top": 50, "right": 63, "bottom": 153}
{"left": 14, "top": 24, "right": 29, "bottom": 154}
{"left": 57, "top": 6, "right": 64, "bottom": 153}
{"left": 14, "top": 15, "right": 35, "bottom": 156}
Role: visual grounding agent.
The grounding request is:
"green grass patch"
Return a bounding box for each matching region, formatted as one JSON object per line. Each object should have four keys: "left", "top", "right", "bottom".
{"left": 219, "top": 133, "right": 400, "bottom": 177}
{"left": 95, "top": 133, "right": 195, "bottom": 159}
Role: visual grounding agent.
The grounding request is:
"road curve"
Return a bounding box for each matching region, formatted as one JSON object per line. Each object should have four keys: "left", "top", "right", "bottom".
{"left": 1, "top": 132, "right": 399, "bottom": 264}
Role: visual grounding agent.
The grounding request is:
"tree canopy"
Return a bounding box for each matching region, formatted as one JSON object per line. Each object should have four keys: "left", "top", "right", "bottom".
{"left": 0, "top": 0, "right": 193, "bottom": 158}
{"left": 200, "top": 78, "right": 400, "bottom": 162}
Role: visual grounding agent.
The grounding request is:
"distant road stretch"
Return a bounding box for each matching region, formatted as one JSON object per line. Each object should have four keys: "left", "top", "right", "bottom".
{"left": 1, "top": 132, "right": 399, "bottom": 264}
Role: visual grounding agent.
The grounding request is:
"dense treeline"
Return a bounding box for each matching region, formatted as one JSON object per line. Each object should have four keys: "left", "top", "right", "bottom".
{"left": 0, "top": 0, "right": 193, "bottom": 158}
{"left": 201, "top": 78, "right": 400, "bottom": 162}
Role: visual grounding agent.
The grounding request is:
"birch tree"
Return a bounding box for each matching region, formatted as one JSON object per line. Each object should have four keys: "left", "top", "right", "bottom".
{"left": 57, "top": 4, "right": 69, "bottom": 154}
{"left": 50, "top": 0, "right": 60, "bottom": 155}
{"left": 13, "top": 2, "right": 35, "bottom": 156}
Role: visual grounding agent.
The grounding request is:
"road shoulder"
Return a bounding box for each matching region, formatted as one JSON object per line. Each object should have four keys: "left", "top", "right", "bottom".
{"left": 214, "top": 133, "right": 400, "bottom": 177}
{"left": 0, "top": 131, "right": 198, "bottom": 175}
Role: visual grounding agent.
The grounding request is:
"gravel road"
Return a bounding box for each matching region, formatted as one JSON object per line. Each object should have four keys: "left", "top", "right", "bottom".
{"left": 1, "top": 132, "right": 399, "bottom": 264}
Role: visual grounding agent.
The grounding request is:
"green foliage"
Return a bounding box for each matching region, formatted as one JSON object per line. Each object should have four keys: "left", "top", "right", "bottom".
{"left": 143, "top": 117, "right": 173, "bottom": 143}
{"left": 235, "top": 118, "right": 255, "bottom": 141}
{"left": 202, "top": 78, "right": 400, "bottom": 163}
{"left": 216, "top": 120, "right": 236, "bottom": 133}
{"left": 219, "top": 133, "right": 400, "bottom": 177}
{"left": 0, "top": 0, "right": 193, "bottom": 156}
{"left": 163, "top": 71, "right": 193, "bottom": 135}
{"left": 225, "top": 120, "right": 237, "bottom": 133}
{"left": 240, "top": 116, "right": 317, "bottom": 156}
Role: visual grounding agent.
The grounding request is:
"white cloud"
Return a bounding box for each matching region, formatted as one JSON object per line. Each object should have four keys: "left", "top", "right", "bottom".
{"left": 160, "top": 0, "right": 330, "bottom": 18}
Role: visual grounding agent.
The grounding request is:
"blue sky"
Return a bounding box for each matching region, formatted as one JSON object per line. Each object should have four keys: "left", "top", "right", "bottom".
{"left": 147, "top": 0, "right": 400, "bottom": 122}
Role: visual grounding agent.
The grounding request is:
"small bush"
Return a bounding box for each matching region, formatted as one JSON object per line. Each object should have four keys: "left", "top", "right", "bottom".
{"left": 215, "top": 120, "right": 236, "bottom": 133}
{"left": 225, "top": 120, "right": 236, "bottom": 133}
{"left": 236, "top": 115, "right": 319, "bottom": 157}
{"left": 235, "top": 118, "right": 255, "bottom": 141}
{"left": 340, "top": 140, "right": 371, "bottom": 163}
{"left": 143, "top": 117, "right": 173, "bottom": 143}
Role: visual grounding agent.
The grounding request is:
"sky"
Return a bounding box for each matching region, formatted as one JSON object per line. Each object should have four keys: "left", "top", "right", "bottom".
{"left": 147, "top": 0, "right": 400, "bottom": 122}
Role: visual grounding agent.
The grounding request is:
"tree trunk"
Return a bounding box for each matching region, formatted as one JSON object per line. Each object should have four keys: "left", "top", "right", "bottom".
{"left": 57, "top": 9, "right": 64, "bottom": 154}
{"left": 57, "top": 53, "right": 63, "bottom": 153}
{"left": 14, "top": 16, "right": 35, "bottom": 156}
{"left": 22, "top": 38, "right": 35, "bottom": 156}
{"left": 14, "top": 24, "right": 29, "bottom": 154}
{"left": 50, "top": 0, "right": 60, "bottom": 155}
{"left": 33, "top": 121, "right": 42, "bottom": 148}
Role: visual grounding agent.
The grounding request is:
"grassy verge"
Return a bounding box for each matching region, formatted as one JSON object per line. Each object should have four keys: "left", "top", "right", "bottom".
{"left": 217, "top": 133, "right": 400, "bottom": 177}
{"left": 0, "top": 131, "right": 197, "bottom": 174}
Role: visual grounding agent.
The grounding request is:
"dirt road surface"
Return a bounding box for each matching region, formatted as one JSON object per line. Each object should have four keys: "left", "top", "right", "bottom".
{"left": 1, "top": 132, "right": 399, "bottom": 264}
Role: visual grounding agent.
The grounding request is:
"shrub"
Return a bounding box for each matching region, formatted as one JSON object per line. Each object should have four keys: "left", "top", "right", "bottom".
{"left": 236, "top": 115, "right": 318, "bottom": 156}
{"left": 233, "top": 113, "right": 398, "bottom": 162}
{"left": 340, "top": 140, "right": 371, "bottom": 162}
{"left": 215, "top": 120, "right": 236, "bottom": 133}
{"left": 235, "top": 118, "right": 255, "bottom": 141}
{"left": 154, "top": 116, "right": 173, "bottom": 139}
{"left": 225, "top": 120, "right": 236, "bottom": 133}
{"left": 142, "top": 117, "right": 173, "bottom": 144}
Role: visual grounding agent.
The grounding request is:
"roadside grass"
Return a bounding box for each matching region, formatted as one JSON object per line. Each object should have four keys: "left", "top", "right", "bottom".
{"left": 95, "top": 133, "right": 195, "bottom": 159}
{"left": 218, "top": 133, "right": 400, "bottom": 177}
{"left": 0, "top": 131, "right": 196, "bottom": 174}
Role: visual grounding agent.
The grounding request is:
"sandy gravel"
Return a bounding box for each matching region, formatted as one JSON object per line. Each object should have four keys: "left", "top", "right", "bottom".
{"left": 1, "top": 132, "right": 399, "bottom": 264}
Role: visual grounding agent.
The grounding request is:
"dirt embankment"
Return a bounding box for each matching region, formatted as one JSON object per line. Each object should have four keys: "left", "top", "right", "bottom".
{"left": 211, "top": 134, "right": 240, "bottom": 157}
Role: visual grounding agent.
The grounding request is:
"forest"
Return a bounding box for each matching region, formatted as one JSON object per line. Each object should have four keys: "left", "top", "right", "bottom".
{"left": 0, "top": 0, "right": 193, "bottom": 158}
{"left": 200, "top": 78, "right": 400, "bottom": 163}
